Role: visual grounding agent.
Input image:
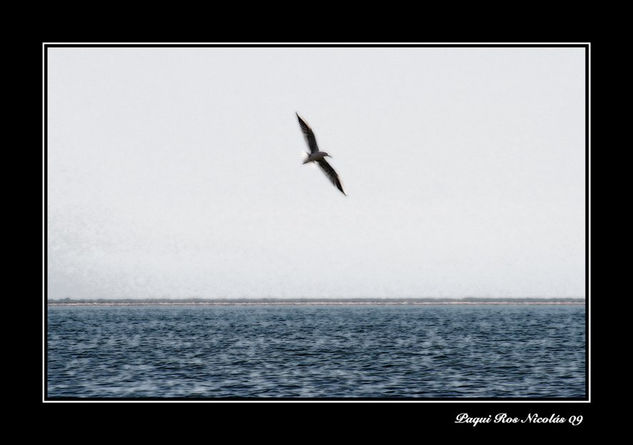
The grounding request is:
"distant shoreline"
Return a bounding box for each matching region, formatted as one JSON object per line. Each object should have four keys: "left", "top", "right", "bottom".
{"left": 47, "top": 297, "right": 585, "bottom": 307}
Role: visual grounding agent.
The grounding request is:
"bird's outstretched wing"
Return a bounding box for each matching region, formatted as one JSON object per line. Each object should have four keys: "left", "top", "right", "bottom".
{"left": 317, "top": 159, "right": 346, "bottom": 195}
{"left": 296, "top": 113, "right": 319, "bottom": 154}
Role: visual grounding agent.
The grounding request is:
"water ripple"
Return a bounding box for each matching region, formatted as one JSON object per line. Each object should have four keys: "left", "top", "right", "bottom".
{"left": 47, "top": 305, "right": 586, "bottom": 399}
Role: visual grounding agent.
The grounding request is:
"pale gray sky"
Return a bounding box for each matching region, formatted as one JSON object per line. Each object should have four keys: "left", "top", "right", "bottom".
{"left": 47, "top": 46, "right": 586, "bottom": 299}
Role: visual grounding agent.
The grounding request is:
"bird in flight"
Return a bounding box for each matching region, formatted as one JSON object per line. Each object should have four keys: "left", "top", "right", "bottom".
{"left": 296, "top": 112, "right": 346, "bottom": 196}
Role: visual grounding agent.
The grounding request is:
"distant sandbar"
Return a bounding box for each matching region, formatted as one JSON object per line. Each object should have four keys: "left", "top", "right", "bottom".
{"left": 48, "top": 297, "right": 585, "bottom": 306}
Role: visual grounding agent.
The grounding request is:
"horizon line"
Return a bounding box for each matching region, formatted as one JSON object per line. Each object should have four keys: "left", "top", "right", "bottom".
{"left": 48, "top": 296, "right": 586, "bottom": 306}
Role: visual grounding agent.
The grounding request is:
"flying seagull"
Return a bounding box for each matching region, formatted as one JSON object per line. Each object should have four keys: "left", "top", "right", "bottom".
{"left": 296, "top": 112, "right": 346, "bottom": 195}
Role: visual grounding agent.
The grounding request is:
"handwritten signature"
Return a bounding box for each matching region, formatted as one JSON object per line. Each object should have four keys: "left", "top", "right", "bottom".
{"left": 455, "top": 412, "right": 583, "bottom": 427}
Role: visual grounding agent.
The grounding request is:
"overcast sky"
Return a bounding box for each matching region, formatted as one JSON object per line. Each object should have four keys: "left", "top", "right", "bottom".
{"left": 47, "top": 46, "right": 586, "bottom": 299}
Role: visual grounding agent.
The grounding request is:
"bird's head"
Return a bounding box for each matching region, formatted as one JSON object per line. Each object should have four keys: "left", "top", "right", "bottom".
{"left": 323, "top": 152, "right": 332, "bottom": 158}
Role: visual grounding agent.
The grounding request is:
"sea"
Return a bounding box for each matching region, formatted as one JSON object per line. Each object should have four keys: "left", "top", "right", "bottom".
{"left": 46, "top": 303, "right": 586, "bottom": 399}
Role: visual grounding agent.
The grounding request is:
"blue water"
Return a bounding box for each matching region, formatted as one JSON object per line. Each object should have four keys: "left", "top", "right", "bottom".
{"left": 47, "top": 305, "right": 586, "bottom": 399}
